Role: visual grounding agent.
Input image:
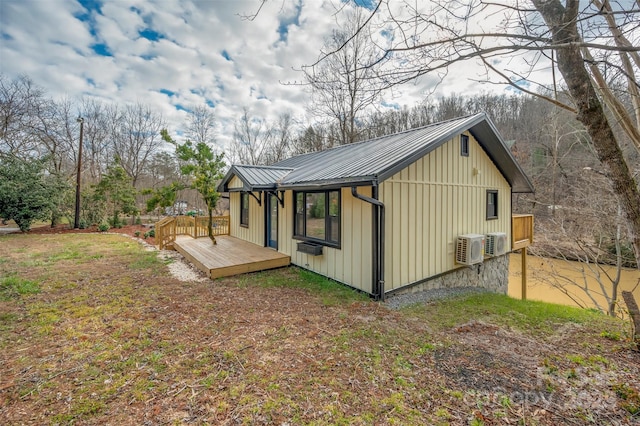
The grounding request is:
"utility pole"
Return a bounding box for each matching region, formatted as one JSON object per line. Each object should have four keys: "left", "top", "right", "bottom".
{"left": 74, "top": 116, "right": 84, "bottom": 229}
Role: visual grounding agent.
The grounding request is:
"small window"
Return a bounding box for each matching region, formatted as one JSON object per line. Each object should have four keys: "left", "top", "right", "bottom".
{"left": 460, "top": 134, "right": 469, "bottom": 157}
{"left": 294, "top": 189, "right": 340, "bottom": 247}
{"left": 486, "top": 190, "right": 498, "bottom": 220}
{"left": 240, "top": 192, "right": 249, "bottom": 227}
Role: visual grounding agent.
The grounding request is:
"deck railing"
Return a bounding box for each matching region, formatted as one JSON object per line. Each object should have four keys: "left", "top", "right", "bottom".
{"left": 155, "top": 215, "right": 230, "bottom": 250}
{"left": 512, "top": 214, "right": 534, "bottom": 250}
{"left": 156, "top": 216, "right": 177, "bottom": 250}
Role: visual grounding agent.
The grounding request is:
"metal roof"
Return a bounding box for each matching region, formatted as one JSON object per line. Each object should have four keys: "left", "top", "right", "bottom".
{"left": 218, "top": 165, "right": 293, "bottom": 191}
{"left": 220, "top": 113, "right": 534, "bottom": 193}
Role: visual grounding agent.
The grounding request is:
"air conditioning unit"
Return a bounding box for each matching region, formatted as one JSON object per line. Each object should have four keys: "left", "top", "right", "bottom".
{"left": 456, "top": 234, "right": 485, "bottom": 265}
{"left": 485, "top": 232, "right": 508, "bottom": 256}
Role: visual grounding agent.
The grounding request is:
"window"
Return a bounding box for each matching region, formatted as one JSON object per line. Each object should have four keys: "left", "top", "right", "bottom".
{"left": 486, "top": 190, "right": 498, "bottom": 220}
{"left": 294, "top": 190, "right": 340, "bottom": 246}
{"left": 460, "top": 134, "right": 469, "bottom": 157}
{"left": 240, "top": 192, "right": 249, "bottom": 227}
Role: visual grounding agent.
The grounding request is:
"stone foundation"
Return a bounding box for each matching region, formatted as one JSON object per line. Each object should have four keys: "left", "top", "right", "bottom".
{"left": 392, "top": 254, "right": 509, "bottom": 296}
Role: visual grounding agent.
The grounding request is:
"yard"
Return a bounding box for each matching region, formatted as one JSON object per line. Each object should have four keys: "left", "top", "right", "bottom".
{"left": 1, "top": 233, "right": 639, "bottom": 425}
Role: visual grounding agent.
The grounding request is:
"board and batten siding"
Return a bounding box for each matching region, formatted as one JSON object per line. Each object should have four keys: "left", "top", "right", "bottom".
{"left": 227, "top": 175, "right": 244, "bottom": 190}
{"left": 229, "top": 191, "right": 264, "bottom": 246}
{"left": 379, "top": 132, "right": 512, "bottom": 291}
{"left": 279, "top": 187, "right": 374, "bottom": 294}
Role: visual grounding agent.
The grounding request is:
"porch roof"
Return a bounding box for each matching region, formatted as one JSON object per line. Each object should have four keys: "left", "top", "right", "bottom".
{"left": 218, "top": 164, "right": 293, "bottom": 192}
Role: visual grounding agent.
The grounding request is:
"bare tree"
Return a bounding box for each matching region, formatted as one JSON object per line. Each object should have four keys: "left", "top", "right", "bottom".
{"left": 107, "top": 102, "right": 166, "bottom": 187}
{"left": 531, "top": 168, "right": 634, "bottom": 316}
{"left": 303, "top": 7, "right": 386, "bottom": 145}
{"left": 323, "top": 0, "right": 640, "bottom": 267}
{"left": 79, "top": 99, "right": 110, "bottom": 182}
{"left": 292, "top": 124, "right": 328, "bottom": 154}
{"left": 186, "top": 105, "right": 217, "bottom": 148}
{"left": 268, "top": 112, "right": 294, "bottom": 163}
{"left": 0, "top": 74, "right": 46, "bottom": 157}
{"left": 33, "top": 97, "right": 78, "bottom": 177}
{"left": 231, "top": 108, "right": 269, "bottom": 165}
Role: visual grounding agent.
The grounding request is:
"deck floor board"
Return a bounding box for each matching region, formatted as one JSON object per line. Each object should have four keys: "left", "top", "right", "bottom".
{"left": 173, "top": 235, "right": 290, "bottom": 279}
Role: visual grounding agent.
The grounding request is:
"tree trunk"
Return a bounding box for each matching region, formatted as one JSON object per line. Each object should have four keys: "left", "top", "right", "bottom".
{"left": 208, "top": 207, "right": 216, "bottom": 245}
{"left": 622, "top": 291, "right": 640, "bottom": 350}
{"left": 533, "top": 0, "right": 640, "bottom": 271}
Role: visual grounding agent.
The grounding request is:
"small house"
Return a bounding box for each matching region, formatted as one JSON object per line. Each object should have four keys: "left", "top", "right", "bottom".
{"left": 218, "top": 113, "right": 534, "bottom": 299}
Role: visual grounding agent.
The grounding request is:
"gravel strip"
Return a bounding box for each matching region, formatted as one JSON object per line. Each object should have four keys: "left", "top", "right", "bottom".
{"left": 114, "top": 233, "right": 209, "bottom": 282}
{"left": 160, "top": 249, "right": 209, "bottom": 282}
{"left": 385, "top": 286, "right": 490, "bottom": 310}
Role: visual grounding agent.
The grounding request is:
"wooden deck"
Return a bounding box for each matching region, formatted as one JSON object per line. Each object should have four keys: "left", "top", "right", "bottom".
{"left": 173, "top": 235, "right": 290, "bottom": 279}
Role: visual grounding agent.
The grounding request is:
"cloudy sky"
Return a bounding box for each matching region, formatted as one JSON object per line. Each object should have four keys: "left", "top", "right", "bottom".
{"left": 0, "top": 0, "right": 530, "bottom": 149}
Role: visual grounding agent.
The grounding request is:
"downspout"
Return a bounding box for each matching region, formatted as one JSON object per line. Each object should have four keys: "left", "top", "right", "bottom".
{"left": 351, "top": 186, "right": 385, "bottom": 301}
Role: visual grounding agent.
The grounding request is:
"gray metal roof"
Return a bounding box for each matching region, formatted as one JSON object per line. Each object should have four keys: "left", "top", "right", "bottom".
{"left": 218, "top": 165, "right": 293, "bottom": 191}
{"left": 220, "top": 113, "right": 534, "bottom": 193}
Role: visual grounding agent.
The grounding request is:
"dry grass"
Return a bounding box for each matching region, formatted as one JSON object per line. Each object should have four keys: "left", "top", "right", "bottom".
{"left": 0, "top": 233, "right": 638, "bottom": 425}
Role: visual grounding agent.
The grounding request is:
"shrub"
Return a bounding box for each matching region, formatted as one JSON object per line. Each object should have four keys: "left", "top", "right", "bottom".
{"left": 143, "top": 229, "right": 155, "bottom": 239}
{"left": 98, "top": 223, "right": 109, "bottom": 232}
{"left": 78, "top": 219, "right": 89, "bottom": 229}
{"left": 134, "top": 231, "right": 141, "bottom": 237}
{"left": 108, "top": 216, "right": 123, "bottom": 228}
{"left": 135, "top": 216, "right": 142, "bottom": 225}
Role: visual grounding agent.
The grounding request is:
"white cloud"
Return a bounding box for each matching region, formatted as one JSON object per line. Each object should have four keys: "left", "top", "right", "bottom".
{"left": 1, "top": 0, "right": 542, "bottom": 151}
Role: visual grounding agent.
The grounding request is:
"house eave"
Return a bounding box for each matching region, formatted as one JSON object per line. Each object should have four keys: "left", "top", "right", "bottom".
{"left": 278, "top": 177, "right": 378, "bottom": 191}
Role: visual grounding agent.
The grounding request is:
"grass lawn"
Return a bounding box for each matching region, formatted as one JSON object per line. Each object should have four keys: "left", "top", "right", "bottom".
{"left": 0, "top": 233, "right": 638, "bottom": 425}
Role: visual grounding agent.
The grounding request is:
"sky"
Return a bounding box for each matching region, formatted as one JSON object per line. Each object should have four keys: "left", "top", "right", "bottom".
{"left": 0, "top": 0, "right": 537, "bottom": 150}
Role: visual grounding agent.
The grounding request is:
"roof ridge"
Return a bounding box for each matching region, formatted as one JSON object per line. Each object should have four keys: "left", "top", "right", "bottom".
{"left": 235, "top": 164, "right": 294, "bottom": 170}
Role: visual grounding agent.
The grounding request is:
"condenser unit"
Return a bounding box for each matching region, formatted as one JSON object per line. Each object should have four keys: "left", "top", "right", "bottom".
{"left": 455, "top": 234, "right": 485, "bottom": 265}
{"left": 485, "top": 232, "right": 508, "bottom": 256}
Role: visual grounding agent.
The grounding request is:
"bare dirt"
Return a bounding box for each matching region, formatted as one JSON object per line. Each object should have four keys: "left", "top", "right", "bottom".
{"left": 0, "top": 233, "right": 639, "bottom": 425}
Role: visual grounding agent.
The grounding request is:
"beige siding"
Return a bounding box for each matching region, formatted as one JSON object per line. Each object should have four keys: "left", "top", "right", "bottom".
{"left": 229, "top": 191, "right": 264, "bottom": 246}
{"left": 279, "top": 187, "right": 374, "bottom": 294}
{"left": 228, "top": 175, "right": 244, "bottom": 189}
{"left": 380, "top": 132, "right": 512, "bottom": 291}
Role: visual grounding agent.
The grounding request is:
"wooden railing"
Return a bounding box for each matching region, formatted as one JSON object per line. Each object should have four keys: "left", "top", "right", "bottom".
{"left": 512, "top": 214, "right": 534, "bottom": 250}
{"left": 156, "top": 216, "right": 176, "bottom": 250}
{"left": 155, "top": 215, "right": 230, "bottom": 250}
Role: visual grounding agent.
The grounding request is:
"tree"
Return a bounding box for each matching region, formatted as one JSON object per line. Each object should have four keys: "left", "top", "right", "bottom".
{"left": 79, "top": 99, "right": 110, "bottom": 181}
{"left": 0, "top": 154, "right": 67, "bottom": 231}
{"left": 32, "top": 97, "right": 83, "bottom": 227}
{"left": 0, "top": 74, "right": 45, "bottom": 157}
{"left": 230, "top": 109, "right": 294, "bottom": 165}
{"left": 230, "top": 108, "right": 274, "bottom": 165}
{"left": 107, "top": 102, "right": 166, "bottom": 187}
{"left": 322, "top": 0, "right": 640, "bottom": 267}
{"left": 303, "top": 7, "right": 385, "bottom": 145}
{"left": 94, "top": 160, "right": 138, "bottom": 228}
{"left": 144, "top": 182, "right": 185, "bottom": 219}
{"left": 186, "top": 105, "right": 217, "bottom": 147}
{"left": 531, "top": 164, "right": 630, "bottom": 316}
{"left": 161, "top": 130, "right": 225, "bottom": 243}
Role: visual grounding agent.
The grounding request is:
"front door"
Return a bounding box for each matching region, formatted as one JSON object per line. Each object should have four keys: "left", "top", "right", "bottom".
{"left": 267, "top": 194, "right": 278, "bottom": 249}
